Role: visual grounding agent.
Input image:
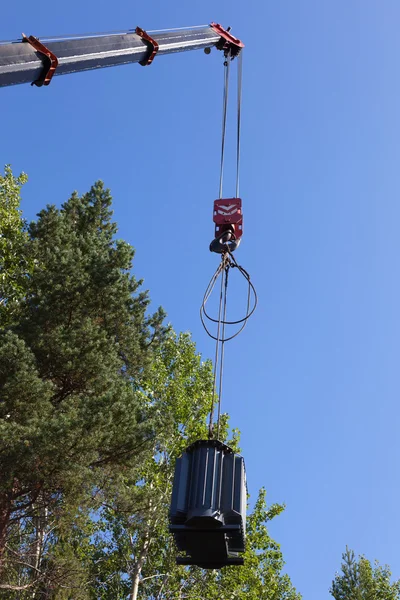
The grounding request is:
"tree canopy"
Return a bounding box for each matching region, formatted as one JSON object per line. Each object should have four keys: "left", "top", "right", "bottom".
{"left": 330, "top": 547, "right": 400, "bottom": 600}
{"left": 0, "top": 173, "right": 167, "bottom": 593}
{"left": 0, "top": 167, "right": 300, "bottom": 599}
{"left": 0, "top": 165, "right": 29, "bottom": 325}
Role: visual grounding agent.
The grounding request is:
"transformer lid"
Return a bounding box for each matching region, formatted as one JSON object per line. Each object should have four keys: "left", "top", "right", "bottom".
{"left": 185, "top": 438, "right": 235, "bottom": 455}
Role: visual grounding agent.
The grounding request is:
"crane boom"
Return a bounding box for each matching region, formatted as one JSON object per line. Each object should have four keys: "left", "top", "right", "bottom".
{"left": 0, "top": 24, "right": 243, "bottom": 88}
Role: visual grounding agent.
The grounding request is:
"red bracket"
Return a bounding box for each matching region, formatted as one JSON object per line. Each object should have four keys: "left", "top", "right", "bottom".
{"left": 135, "top": 27, "right": 159, "bottom": 66}
{"left": 213, "top": 198, "right": 243, "bottom": 240}
{"left": 210, "top": 23, "right": 244, "bottom": 58}
{"left": 22, "top": 34, "right": 58, "bottom": 87}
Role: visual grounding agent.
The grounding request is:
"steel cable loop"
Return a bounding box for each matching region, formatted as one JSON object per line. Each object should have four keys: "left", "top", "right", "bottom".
{"left": 202, "top": 261, "right": 225, "bottom": 306}
{"left": 201, "top": 259, "right": 257, "bottom": 328}
{"left": 203, "top": 253, "right": 257, "bottom": 439}
{"left": 200, "top": 281, "right": 249, "bottom": 342}
{"left": 200, "top": 309, "right": 247, "bottom": 343}
{"left": 202, "top": 268, "right": 256, "bottom": 326}
{"left": 200, "top": 254, "right": 258, "bottom": 342}
{"left": 200, "top": 276, "right": 253, "bottom": 336}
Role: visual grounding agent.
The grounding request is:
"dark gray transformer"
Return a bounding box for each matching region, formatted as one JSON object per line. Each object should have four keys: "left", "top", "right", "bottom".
{"left": 169, "top": 439, "right": 246, "bottom": 568}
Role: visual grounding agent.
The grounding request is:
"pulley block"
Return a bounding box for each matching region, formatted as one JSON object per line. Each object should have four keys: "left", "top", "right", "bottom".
{"left": 210, "top": 197, "right": 243, "bottom": 253}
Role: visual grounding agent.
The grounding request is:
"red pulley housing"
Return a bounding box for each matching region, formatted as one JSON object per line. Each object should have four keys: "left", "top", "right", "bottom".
{"left": 213, "top": 198, "right": 243, "bottom": 241}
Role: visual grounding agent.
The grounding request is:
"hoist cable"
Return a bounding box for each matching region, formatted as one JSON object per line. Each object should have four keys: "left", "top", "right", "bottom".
{"left": 216, "top": 266, "right": 229, "bottom": 439}
{"left": 202, "top": 252, "right": 257, "bottom": 439}
{"left": 208, "top": 265, "right": 226, "bottom": 439}
{"left": 236, "top": 51, "right": 243, "bottom": 198}
{"left": 206, "top": 48, "right": 248, "bottom": 439}
{"left": 218, "top": 54, "right": 231, "bottom": 199}
{"left": 218, "top": 51, "right": 242, "bottom": 200}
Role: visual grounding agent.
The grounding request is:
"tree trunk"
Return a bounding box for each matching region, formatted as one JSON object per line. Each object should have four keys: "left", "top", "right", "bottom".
{"left": 31, "top": 499, "right": 48, "bottom": 598}
{"left": 156, "top": 573, "right": 169, "bottom": 600}
{"left": 129, "top": 530, "right": 150, "bottom": 600}
{"left": 0, "top": 495, "right": 11, "bottom": 575}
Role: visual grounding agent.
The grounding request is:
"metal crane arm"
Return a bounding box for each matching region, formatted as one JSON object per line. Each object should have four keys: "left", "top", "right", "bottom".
{"left": 0, "top": 24, "right": 243, "bottom": 88}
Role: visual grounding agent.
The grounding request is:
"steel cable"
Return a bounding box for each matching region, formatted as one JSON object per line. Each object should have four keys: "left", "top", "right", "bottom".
{"left": 206, "top": 48, "right": 248, "bottom": 439}
{"left": 218, "top": 54, "right": 231, "bottom": 199}
{"left": 200, "top": 256, "right": 257, "bottom": 336}
{"left": 208, "top": 264, "right": 226, "bottom": 439}
{"left": 216, "top": 266, "right": 229, "bottom": 439}
{"left": 236, "top": 51, "right": 243, "bottom": 198}
{"left": 202, "top": 252, "right": 257, "bottom": 439}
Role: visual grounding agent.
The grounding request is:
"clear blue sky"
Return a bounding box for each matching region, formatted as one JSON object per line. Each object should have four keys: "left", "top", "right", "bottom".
{"left": 2, "top": 2, "right": 400, "bottom": 598}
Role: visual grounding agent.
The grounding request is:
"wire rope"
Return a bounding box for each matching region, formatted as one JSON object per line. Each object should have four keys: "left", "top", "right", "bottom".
{"left": 201, "top": 255, "right": 257, "bottom": 335}
{"left": 208, "top": 263, "right": 225, "bottom": 439}
{"left": 216, "top": 266, "right": 229, "bottom": 439}
{"left": 218, "top": 53, "right": 231, "bottom": 199}
{"left": 205, "top": 48, "right": 249, "bottom": 439}
{"left": 202, "top": 251, "right": 257, "bottom": 438}
{"left": 236, "top": 51, "right": 243, "bottom": 198}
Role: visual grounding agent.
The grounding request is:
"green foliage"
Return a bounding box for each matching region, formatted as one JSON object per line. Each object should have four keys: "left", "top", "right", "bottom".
{"left": 0, "top": 165, "right": 29, "bottom": 325}
{"left": 83, "top": 332, "right": 215, "bottom": 598}
{"left": 73, "top": 335, "right": 300, "bottom": 600}
{"left": 136, "top": 487, "right": 302, "bottom": 600}
{"left": 330, "top": 547, "right": 400, "bottom": 600}
{"left": 0, "top": 176, "right": 299, "bottom": 599}
{"left": 0, "top": 180, "right": 167, "bottom": 593}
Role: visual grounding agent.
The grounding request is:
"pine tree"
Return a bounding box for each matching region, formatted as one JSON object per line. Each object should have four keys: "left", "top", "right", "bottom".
{"left": 330, "top": 547, "right": 400, "bottom": 600}
{"left": 0, "top": 181, "right": 167, "bottom": 593}
{"left": 0, "top": 175, "right": 300, "bottom": 599}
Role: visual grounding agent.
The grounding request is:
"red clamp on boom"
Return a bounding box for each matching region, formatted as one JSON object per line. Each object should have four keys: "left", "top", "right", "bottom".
{"left": 213, "top": 198, "right": 243, "bottom": 239}
{"left": 22, "top": 34, "right": 58, "bottom": 87}
{"left": 135, "top": 27, "right": 159, "bottom": 66}
{"left": 210, "top": 23, "right": 244, "bottom": 58}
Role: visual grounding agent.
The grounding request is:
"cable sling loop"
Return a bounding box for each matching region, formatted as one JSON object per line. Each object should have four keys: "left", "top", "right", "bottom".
{"left": 201, "top": 254, "right": 257, "bottom": 339}
{"left": 203, "top": 251, "right": 257, "bottom": 439}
